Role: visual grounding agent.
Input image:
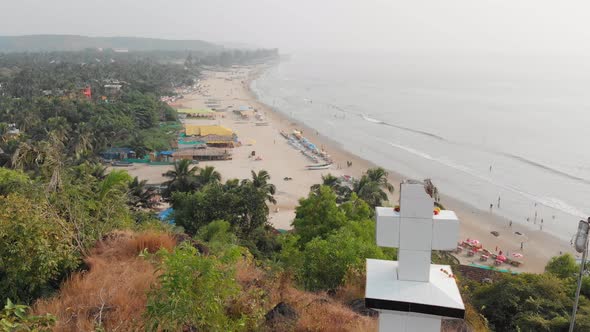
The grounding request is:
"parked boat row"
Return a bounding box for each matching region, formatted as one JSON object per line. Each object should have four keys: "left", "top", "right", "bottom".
{"left": 280, "top": 130, "right": 333, "bottom": 167}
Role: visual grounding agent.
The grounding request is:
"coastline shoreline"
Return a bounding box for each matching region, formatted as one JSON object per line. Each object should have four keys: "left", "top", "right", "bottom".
{"left": 123, "top": 62, "right": 575, "bottom": 273}
{"left": 244, "top": 62, "right": 576, "bottom": 273}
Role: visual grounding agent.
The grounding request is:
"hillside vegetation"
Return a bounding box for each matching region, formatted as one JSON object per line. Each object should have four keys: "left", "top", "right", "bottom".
{"left": 0, "top": 35, "right": 222, "bottom": 53}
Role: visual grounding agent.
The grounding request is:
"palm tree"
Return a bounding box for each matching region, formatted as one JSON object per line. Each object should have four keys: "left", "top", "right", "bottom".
{"left": 128, "top": 176, "right": 157, "bottom": 209}
{"left": 353, "top": 167, "right": 394, "bottom": 207}
{"left": 162, "top": 159, "right": 198, "bottom": 196}
{"left": 365, "top": 167, "right": 395, "bottom": 193}
{"left": 90, "top": 163, "right": 108, "bottom": 180}
{"left": 11, "top": 141, "right": 43, "bottom": 170}
{"left": 223, "top": 178, "right": 240, "bottom": 191}
{"left": 246, "top": 169, "right": 277, "bottom": 204}
{"left": 310, "top": 173, "right": 340, "bottom": 193}
{"left": 196, "top": 166, "right": 221, "bottom": 187}
{"left": 99, "top": 170, "right": 131, "bottom": 201}
{"left": 310, "top": 173, "right": 351, "bottom": 203}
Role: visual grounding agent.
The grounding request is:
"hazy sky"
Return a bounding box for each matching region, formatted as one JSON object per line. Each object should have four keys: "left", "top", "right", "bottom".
{"left": 2, "top": 0, "right": 590, "bottom": 54}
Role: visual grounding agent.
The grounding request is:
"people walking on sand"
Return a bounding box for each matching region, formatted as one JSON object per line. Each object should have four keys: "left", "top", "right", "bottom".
{"left": 509, "top": 220, "right": 512, "bottom": 227}
{"left": 489, "top": 165, "right": 492, "bottom": 172}
{"left": 521, "top": 242, "right": 523, "bottom": 250}
{"left": 489, "top": 203, "right": 493, "bottom": 212}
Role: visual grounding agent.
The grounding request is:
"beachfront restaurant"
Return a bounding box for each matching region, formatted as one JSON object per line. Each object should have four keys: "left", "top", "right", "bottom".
{"left": 173, "top": 147, "right": 232, "bottom": 161}
{"left": 184, "top": 125, "right": 237, "bottom": 148}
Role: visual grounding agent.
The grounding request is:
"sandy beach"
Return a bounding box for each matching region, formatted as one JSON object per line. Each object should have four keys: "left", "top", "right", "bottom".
{"left": 124, "top": 65, "right": 577, "bottom": 273}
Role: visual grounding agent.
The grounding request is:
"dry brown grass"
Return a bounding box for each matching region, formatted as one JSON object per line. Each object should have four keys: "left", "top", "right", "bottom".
{"left": 34, "top": 231, "right": 377, "bottom": 331}
{"left": 283, "top": 286, "right": 377, "bottom": 332}
{"left": 334, "top": 267, "right": 366, "bottom": 304}
{"left": 32, "top": 231, "right": 175, "bottom": 332}
{"left": 233, "top": 259, "right": 377, "bottom": 332}
{"left": 130, "top": 231, "right": 176, "bottom": 254}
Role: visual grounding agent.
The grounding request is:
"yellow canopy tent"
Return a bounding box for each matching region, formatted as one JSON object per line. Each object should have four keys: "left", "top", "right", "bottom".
{"left": 184, "top": 125, "right": 233, "bottom": 137}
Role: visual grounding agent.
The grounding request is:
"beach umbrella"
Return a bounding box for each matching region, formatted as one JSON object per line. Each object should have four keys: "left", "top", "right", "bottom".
{"left": 512, "top": 253, "right": 524, "bottom": 258}
{"left": 497, "top": 255, "right": 507, "bottom": 262}
{"left": 469, "top": 239, "right": 480, "bottom": 246}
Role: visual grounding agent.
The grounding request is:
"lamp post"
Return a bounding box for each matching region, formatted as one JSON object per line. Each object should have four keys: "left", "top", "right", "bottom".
{"left": 569, "top": 218, "right": 590, "bottom": 332}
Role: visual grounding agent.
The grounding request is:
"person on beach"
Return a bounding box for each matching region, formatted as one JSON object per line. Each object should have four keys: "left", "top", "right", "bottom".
{"left": 509, "top": 220, "right": 512, "bottom": 227}
{"left": 489, "top": 203, "right": 493, "bottom": 212}
{"left": 489, "top": 165, "right": 492, "bottom": 172}
{"left": 497, "top": 196, "right": 501, "bottom": 208}
{"left": 521, "top": 242, "right": 524, "bottom": 250}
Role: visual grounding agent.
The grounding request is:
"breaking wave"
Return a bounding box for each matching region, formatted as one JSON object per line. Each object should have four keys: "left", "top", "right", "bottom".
{"left": 360, "top": 114, "right": 446, "bottom": 141}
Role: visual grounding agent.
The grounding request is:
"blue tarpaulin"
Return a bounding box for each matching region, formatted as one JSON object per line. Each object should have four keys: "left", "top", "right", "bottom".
{"left": 158, "top": 150, "right": 175, "bottom": 156}
{"left": 157, "top": 208, "right": 175, "bottom": 224}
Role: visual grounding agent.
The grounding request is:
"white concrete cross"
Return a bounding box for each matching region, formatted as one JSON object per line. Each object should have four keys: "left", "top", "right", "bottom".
{"left": 366, "top": 181, "right": 465, "bottom": 332}
{"left": 375, "top": 181, "right": 460, "bottom": 282}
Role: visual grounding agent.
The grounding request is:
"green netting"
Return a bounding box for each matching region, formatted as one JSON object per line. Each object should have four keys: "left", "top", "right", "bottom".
{"left": 178, "top": 139, "right": 206, "bottom": 145}
{"left": 149, "top": 161, "right": 175, "bottom": 165}
{"left": 123, "top": 158, "right": 150, "bottom": 163}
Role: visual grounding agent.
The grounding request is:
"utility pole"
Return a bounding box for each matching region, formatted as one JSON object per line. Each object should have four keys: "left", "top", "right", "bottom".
{"left": 569, "top": 218, "right": 590, "bottom": 332}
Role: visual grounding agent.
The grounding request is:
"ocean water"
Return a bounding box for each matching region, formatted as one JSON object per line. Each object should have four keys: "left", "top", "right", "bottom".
{"left": 251, "top": 52, "right": 590, "bottom": 242}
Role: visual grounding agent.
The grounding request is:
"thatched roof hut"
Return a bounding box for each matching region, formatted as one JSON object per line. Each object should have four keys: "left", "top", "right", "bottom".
{"left": 173, "top": 147, "right": 232, "bottom": 161}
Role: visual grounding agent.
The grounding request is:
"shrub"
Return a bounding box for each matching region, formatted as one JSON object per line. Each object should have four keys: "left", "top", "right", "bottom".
{"left": 545, "top": 254, "right": 578, "bottom": 279}
{"left": 0, "top": 194, "right": 78, "bottom": 303}
{"left": 1, "top": 299, "right": 55, "bottom": 332}
{"left": 283, "top": 220, "right": 388, "bottom": 291}
{"left": 145, "top": 242, "right": 248, "bottom": 331}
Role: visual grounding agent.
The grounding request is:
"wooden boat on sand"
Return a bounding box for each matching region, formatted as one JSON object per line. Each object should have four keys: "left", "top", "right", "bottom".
{"left": 306, "top": 163, "right": 332, "bottom": 170}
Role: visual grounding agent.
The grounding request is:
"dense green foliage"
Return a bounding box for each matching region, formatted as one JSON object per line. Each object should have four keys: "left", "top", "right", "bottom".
{"left": 0, "top": 165, "right": 137, "bottom": 304}
{"left": 285, "top": 220, "right": 389, "bottom": 291}
{"left": 284, "top": 186, "right": 395, "bottom": 291}
{"left": 545, "top": 253, "right": 578, "bottom": 279}
{"left": 464, "top": 254, "right": 590, "bottom": 332}
{"left": 292, "top": 186, "right": 348, "bottom": 246}
{"left": 170, "top": 169, "right": 280, "bottom": 258}
{"left": 0, "top": 194, "right": 78, "bottom": 303}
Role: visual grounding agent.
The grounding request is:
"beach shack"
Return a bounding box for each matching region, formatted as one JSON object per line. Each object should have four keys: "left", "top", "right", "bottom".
{"left": 184, "top": 125, "right": 237, "bottom": 148}
{"left": 173, "top": 147, "right": 232, "bottom": 161}
{"left": 156, "top": 150, "right": 175, "bottom": 162}
{"left": 239, "top": 110, "right": 255, "bottom": 120}
{"left": 176, "top": 109, "right": 218, "bottom": 119}
{"left": 100, "top": 147, "right": 136, "bottom": 160}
